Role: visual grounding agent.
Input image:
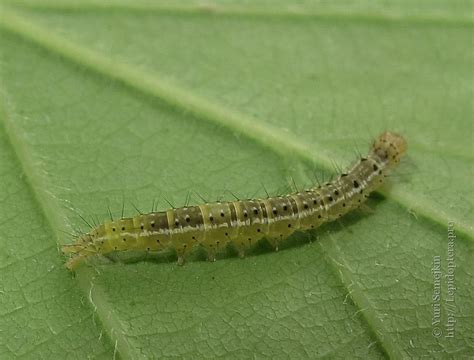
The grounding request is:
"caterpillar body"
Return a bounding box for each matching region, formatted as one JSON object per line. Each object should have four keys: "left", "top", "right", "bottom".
{"left": 62, "top": 132, "right": 407, "bottom": 270}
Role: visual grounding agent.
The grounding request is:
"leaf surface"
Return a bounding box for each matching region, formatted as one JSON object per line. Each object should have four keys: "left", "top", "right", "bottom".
{"left": 0, "top": 1, "right": 473, "bottom": 359}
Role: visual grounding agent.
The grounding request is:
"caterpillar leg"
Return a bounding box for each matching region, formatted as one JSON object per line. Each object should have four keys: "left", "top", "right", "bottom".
{"left": 235, "top": 237, "right": 255, "bottom": 259}
{"left": 202, "top": 240, "right": 225, "bottom": 262}
{"left": 359, "top": 203, "right": 375, "bottom": 214}
{"left": 176, "top": 244, "right": 191, "bottom": 266}
{"left": 206, "top": 250, "right": 216, "bottom": 262}
{"left": 267, "top": 236, "right": 282, "bottom": 252}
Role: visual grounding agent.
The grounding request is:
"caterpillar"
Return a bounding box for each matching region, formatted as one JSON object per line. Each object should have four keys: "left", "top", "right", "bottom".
{"left": 62, "top": 132, "right": 407, "bottom": 270}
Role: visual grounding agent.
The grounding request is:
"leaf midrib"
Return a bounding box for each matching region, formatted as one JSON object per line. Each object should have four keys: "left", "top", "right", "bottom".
{"left": 0, "top": 7, "right": 468, "bottom": 359}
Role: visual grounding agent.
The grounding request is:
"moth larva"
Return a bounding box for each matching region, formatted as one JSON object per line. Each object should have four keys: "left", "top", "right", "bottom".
{"left": 62, "top": 132, "right": 407, "bottom": 270}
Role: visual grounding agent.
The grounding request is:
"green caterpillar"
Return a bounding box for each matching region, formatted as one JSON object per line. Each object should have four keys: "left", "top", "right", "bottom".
{"left": 62, "top": 132, "right": 407, "bottom": 270}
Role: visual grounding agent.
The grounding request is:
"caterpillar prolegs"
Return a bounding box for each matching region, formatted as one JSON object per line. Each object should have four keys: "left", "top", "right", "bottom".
{"left": 62, "top": 132, "right": 407, "bottom": 270}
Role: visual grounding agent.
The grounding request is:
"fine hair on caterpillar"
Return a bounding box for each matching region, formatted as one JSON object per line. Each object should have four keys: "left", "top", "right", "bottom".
{"left": 62, "top": 132, "right": 407, "bottom": 271}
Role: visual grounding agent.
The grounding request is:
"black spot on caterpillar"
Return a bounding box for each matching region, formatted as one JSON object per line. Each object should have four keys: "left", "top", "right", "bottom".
{"left": 62, "top": 132, "right": 407, "bottom": 270}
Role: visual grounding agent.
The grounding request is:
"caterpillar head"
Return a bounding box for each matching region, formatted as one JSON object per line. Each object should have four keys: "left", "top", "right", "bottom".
{"left": 372, "top": 131, "right": 407, "bottom": 166}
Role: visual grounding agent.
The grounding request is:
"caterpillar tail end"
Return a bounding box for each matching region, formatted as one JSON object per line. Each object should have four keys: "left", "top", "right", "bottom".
{"left": 64, "top": 255, "right": 86, "bottom": 271}
{"left": 61, "top": 244, "right": 88, "bottom": 271}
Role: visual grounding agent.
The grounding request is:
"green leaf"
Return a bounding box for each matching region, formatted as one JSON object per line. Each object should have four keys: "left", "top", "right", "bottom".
{"left": 0, "top": 1, "right": 472, "bottom": 358}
